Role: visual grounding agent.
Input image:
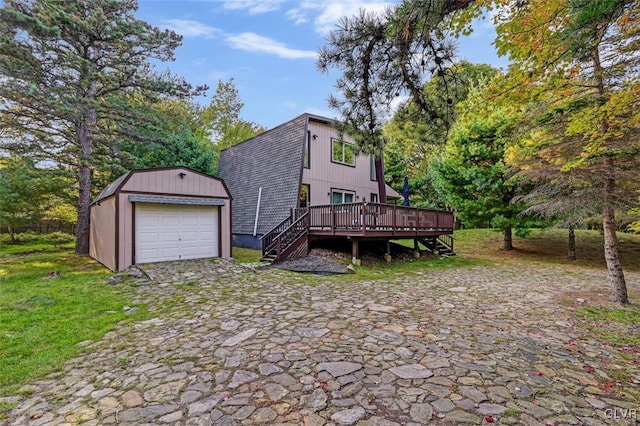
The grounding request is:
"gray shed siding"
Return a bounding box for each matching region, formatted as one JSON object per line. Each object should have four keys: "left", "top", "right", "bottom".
{"left": 219, "top": 114, "right": 307, "bottom": 239}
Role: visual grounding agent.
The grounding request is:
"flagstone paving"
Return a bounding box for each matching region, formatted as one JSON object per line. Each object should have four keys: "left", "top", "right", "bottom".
{"left": 2, "top": 258, "right": 639, "bottom": 425}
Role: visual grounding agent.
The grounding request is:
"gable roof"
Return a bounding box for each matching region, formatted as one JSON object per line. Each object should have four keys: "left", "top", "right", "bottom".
{"left": 219, "top": 114, "right": 308, "bottom": 235}
{"left": 93, "top": 171, "right": 131, "bottom": 204}
{"left": 91, "top": 166, "right": 229, "bottom": 205}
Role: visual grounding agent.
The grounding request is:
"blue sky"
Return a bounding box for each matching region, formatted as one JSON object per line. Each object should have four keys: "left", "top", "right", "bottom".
{"left": 138, "top": 0, "right": 509, "bottom": 129}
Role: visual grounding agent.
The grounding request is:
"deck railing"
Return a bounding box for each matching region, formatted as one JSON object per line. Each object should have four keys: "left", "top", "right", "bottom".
{"left": 296, "top": 202, "right": 454, "bottom": 233}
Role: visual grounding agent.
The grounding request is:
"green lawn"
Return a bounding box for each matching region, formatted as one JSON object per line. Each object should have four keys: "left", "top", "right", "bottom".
{"left": 0, "top": 238, "right": 145, "bottom": 408}
{"left": 232, "top": 246, "right": 263, "bottom": 263}
{"left": 453, "top": 228, "right": 640, "bottom": 271}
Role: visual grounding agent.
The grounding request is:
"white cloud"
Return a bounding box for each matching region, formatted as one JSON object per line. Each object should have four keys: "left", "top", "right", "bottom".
{"left": 161, "top": 19, "right": 223, "bottom": 39}
{"left": 222, "top": 0, "right": 286, "bottom": 15}
{"left": 226, "top": 32, "right": 318, "bottom": 59}
{"left": 283, "top": 1, "right": 392, "bottom": 34}
{"left": 285, "top": 8, "right": 310, "bottom": 25}
{"left": 222, "top": 0, "right": 392, "bottom": 35}
{"left": 220, "top": 0, "right": 392, "bottom": 34}
{"left": 314, "top": 1, "right": 390, "bottom": 34}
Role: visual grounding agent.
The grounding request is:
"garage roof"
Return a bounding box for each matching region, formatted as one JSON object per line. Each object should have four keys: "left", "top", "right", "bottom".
{"left": 92, "top": 166, "right": 230, "bottom": 205}
{"left": 129, "top": 195, "right": 225, "bottom": 206}
{"left": 93, "top": 171, "right": 130, "bottom": 204}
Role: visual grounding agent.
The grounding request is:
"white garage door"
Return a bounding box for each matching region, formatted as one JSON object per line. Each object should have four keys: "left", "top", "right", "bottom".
{"left": 135, "top": 203, "right": 219, "bottom": 264}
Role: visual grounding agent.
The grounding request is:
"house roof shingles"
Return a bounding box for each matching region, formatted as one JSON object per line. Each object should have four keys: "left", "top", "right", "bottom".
{"left": 219, "top": 114, "right": 307, "bottom": 235}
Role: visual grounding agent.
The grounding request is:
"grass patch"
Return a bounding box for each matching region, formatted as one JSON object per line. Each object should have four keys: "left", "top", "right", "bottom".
{"left": 176, "top": 280, "right": 198, "bottom": 289}
{"left": 348, "top": 254, "right": 488, "bottom": 280}
{"left": 0, "top": 237, "right": 145, "bottom": 403}
{"left": 0, "top": 239, "right": 75, "bottom": 256}
{"left": 579, "top": 306, "right": 640, "bottom": 324}
{"left": 0, "top": 400, "right": 16, "bottom": 419}
{"left": 118, "top": 356, "right": 132, "bottom": 366}
{"left": 453, "top": 228, "right": 640, "bottom": 271}
{"left": 577, "top": 305, "right": 640, "bottom": 346}
{"left": 503, "top": 407, "right": 520, "bottom": 417}
{"left": 340, "top": 228, "right": 640, "bottom": 285}
{"left": 232, "top": 247, "right": 262, "bottom": 264}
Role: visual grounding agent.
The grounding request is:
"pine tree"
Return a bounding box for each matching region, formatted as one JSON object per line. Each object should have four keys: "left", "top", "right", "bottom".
{"left": 0, "top": 0, "right": 205, "bottom": 254}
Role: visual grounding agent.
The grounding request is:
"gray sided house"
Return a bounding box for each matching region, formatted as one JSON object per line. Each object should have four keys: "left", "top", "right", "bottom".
{"left": 219, "top": 113, "right": 400, "bottom": 249}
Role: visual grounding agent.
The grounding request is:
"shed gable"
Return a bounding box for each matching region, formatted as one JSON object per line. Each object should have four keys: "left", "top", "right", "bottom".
{"left": 119, "top": 168, "right": 229, "bottom": 198}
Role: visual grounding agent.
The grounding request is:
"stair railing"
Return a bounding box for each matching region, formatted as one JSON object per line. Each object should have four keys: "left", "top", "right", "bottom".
{"left": 262, "top": 211, "right": 310, "bottom": 261}
{"left": 261, "top": 214, "right": 293, "bottom": 256}
{"left": 437, "top": 234, "right": 454, "bottom": 252}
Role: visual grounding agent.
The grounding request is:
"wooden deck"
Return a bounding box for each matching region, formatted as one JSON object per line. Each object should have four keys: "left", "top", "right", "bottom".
{"left": 261, "top": 202, "right": 455, "bottom": 263}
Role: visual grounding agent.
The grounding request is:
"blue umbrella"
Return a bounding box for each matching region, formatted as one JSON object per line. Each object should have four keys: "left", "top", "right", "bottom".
{"left": 402, "top": 176, "right": 410, "bottom": 206}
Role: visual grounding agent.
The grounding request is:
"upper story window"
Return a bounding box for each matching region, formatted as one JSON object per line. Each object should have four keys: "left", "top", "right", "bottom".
{"left": 370, "top": 155, "right": 377, "bottom": 181}
{"left": 331, "top": 138, "right": 355, "bottom": 166}
{"left": 304, "top": 131, "right": 310, "bottom": 168}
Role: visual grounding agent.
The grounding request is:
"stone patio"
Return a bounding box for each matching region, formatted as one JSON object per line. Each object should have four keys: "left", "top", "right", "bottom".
{"left": 2, "top": 258, "right": 639, "bottom": 425}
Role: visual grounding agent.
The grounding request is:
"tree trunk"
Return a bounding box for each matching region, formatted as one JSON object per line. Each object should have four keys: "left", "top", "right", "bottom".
{"left": 602, "top": 157, "right": 629, "bottom": 303}
{"left": 375, "top": 151, "right": 386, "bottom": 204}
{"left": 75, "top": 165, "right": 92, "bottom": 254}
{"left": 502, "top": 227, "right": 513, "bottom": 251}
{"left": 567, "top": 225, "right": 576, "bottom": 261}
{"left": 8, "top": 225, "right": 15, "bottom": 243}
{"left": 74, "top": 83, "right": 97, "bottom": 254}
{"left": 591, "top": 47, "right": 629, "bottom": 303}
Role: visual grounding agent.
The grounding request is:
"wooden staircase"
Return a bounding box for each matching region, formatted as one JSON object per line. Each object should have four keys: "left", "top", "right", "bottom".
{"left": 260, "top": 211, "right": 310, "bottom": 263}
{"left": 418, "top": 235, "right": 455, "bottom": 257}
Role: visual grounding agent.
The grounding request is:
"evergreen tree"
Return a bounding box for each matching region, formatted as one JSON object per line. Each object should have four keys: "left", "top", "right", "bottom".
{"left": 0, "top": 155, "right": 63, "bottom": 242}
{"left": 494, "top": 0, "right": 640, "bottom": 302}
{"left": 202, "top": 79, "right": 265, "bottom": 152}
{"left": 317, "top": 1, "right": 476, "bottom": 201}
{"left": 0, "top": 0, "right": 205, "bottom": 254}
{"left": 384, "top": 62, "right": 498, "bottom": 207}
{"left": 431, "top": 86, "right": 535, "bottom": 250}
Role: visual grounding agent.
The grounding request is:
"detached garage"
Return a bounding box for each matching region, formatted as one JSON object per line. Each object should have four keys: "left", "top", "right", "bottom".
{"left": 90, "top": 167, "right": 232, "bottom": 271}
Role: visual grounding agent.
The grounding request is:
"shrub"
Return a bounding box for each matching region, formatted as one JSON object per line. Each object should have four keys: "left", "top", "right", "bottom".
{"left": 0, "top": 231, "right": 42, "bottom": 244}
{"left": 45, "top": 232, "right": 75, "bottom": 247}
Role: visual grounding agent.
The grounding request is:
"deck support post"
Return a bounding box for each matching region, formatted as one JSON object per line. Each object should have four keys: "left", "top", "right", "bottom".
{"left": 351, "top": 239, "right": 361, "bottom": 266}
{"left": 413, "top": 238, "right": 420, "bottom": 259}
{"left": 384, "top": 240, "right": 392, "bottom": 263}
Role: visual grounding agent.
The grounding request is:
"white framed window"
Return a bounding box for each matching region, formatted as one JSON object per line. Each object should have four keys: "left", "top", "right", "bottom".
{"left": 331, "top": 189, "right": 355, "bottom": 204}
{"left": 331, "top": 138, "right": 355, "bottom": 166}
{"left": 370, "top": 155, "right": 377, "bottom": 181}
{"left": 304, "top": 131, "right": 310, "bottom": 168}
